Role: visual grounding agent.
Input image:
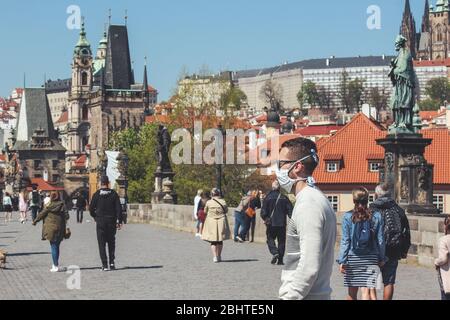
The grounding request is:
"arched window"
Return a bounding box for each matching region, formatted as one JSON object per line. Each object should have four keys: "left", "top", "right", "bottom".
{"left": 82, "top": 104, "right": 88, "bottom": 120}
{"left": 81, "top": 72, "right": 88, "bottom": 86}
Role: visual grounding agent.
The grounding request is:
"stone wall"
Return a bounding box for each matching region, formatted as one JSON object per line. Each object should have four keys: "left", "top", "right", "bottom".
{"left": 128, "top": 203, "right": 448, "bottom": 268}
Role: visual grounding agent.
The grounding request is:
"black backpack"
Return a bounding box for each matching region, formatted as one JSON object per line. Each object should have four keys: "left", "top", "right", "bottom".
{"left": 32, "top": 191, "right": 40, "bottom": 206}
{"left": 383, "top": 206, "right": 409, "bottom": 259}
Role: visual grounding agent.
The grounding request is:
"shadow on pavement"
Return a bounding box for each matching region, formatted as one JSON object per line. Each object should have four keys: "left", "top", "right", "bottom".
{"left": 7, "top": 252, "right": 50, "bottom": 257}
{"left": 79, "top": 266, "right": 163, "bottom": 271}
{"left": 220, "top": 259, "right": 259, "bottom": 263}
{"left": 0, "top": 237, "right": 15, "bottom": 239}
{"left": 1, "top": 231, "right": 19, "bottom": 234}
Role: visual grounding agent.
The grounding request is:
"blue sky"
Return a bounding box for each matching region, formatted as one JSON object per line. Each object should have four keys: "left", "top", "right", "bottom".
{"left": 0, "top": 0, "right": 427, "bottom": 100}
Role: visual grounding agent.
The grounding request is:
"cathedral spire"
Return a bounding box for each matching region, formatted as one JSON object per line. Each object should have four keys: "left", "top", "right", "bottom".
{"left": 143, "top": 57, "right": 150, "bottom": 114}
{"left": 400, "top": 0, "right": 417, "bottom": 58}
{"left": 422, "top": 0, "right": 431, "bottom": 32}
{"left": 74, "top": 18, "right": 92, "bottom": 57}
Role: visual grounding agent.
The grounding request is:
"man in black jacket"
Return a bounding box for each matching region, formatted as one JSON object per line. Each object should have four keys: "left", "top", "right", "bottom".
{"left": 370, "top": 183, "right": 411, "bottom": 300}
{"left": 260, "top": 181, "right": 293, "bottom": 265}
{"left": 90, "top": 176, "right": 123, "bottom": 271}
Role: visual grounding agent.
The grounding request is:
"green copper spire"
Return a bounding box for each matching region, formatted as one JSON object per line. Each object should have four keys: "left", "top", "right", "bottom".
{"left": 98, "top": 30, "right": 108, "bottom": 50}
{"left": 74, "top": 19, "right": 92, "bottom": 57}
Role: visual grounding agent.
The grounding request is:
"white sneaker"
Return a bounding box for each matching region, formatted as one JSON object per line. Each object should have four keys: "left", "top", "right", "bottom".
{"left": 213, "top": 257, "right": 219, "bottom": 263}
{"left": 195, "top": 233, "right": 201, "bottom": 238}
{"left": 50, "top": 265, "right": 59, "bottom": 272}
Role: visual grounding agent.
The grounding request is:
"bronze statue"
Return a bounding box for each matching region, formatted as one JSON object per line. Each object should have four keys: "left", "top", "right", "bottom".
{"left": 156, "top": 124, "right": 172, "bottom": 172}
{"left": 388, "top": 35, "right": 416, "bottom": 134}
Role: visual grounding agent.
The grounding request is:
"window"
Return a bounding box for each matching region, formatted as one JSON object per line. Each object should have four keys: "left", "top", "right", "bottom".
{"left": 369, "top": 162, "right": 381, "bottom": 172}
{"left": 34, "top": 160, "right": 42, "bottom": 170}
{"left": 82, "top": 104, "right": 89, "bottom": 120}
{"left": 81, "top": 72, "right": 88, "bottom": 86}
{"left": 326, "top": 162, "right": 339, "bottom": 172}
{"left": 52, "top": 160, "right": 59, "bottom": 169}
{"left": 327, "top": 195, "right": 339, "bottom": 212}
{"left": 434, "top": 195, "right": 445, "bottom": 212}
{"left": 52, "top": 175, "right": 60, "bottom": 183}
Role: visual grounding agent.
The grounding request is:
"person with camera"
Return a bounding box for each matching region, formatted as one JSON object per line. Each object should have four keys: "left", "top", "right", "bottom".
{"left": 260, "top": 180, "right": 293, "bottom": 266}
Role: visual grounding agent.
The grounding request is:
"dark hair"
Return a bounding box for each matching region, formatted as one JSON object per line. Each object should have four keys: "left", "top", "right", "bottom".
{"left": 32, "top": 184, "right": 38, "bottom": 191}
{"left": 445, "top": 216, "right": 450, "bottom": 235}
{"left": 280, "top": 137, "right": 318, "bottom": 175}
{"left": 100, "top": 175, "right": 109, "bottom": 185}
{"left": 352, "top": 187, "right": 372, "bottom": 223}
{"left": 50, "top": 192, "right": 60, "bottom": 202}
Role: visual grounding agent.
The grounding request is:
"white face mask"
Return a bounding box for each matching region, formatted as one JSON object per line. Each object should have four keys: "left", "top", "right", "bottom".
{"left": 275, "top": 151, "right": 318, "bottom": 193}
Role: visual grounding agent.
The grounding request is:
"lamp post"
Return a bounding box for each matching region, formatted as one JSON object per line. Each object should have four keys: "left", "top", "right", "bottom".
{"left": 216, "top": 124, "right": 225, "bottom": 195}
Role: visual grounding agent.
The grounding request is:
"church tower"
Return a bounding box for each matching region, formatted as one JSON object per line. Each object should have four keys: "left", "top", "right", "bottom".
{"left": 400, "top": 0, "right": 418, "bottom": 59}
{"left": 422, "top": 0, "right": 431, "bottom": 32}
{"left": 67, "top": 20, "right": 93, "bottom": 172}
{"left": 429, "top": 0, "right": 450, "bottom": 60}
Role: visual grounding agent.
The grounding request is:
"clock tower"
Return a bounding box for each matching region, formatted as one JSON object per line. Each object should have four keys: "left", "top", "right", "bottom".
{"left": 67, "top": 20, "right": 92, "bottom": 172}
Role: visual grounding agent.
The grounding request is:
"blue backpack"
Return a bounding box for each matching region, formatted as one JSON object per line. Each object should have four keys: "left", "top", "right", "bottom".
{"left": 352, "top": 219, "right": 374, "bottom": 254}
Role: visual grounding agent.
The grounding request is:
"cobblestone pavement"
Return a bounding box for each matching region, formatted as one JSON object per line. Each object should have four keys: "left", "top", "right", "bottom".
{"left": 0, "top": 212, "right": 441, "bottom": 300}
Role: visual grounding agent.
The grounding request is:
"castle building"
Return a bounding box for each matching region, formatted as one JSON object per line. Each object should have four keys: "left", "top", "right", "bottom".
{"left": 63, "top": 21, "right": 157, "bottom": 198}
{"left": 403, "top": 0, "right": 450, "bottom": 60}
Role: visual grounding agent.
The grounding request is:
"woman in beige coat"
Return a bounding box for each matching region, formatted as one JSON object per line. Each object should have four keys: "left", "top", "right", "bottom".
{"left": 201, "top": 188, "right": 230, "bottom": 263}
{"left": 436, "top": 216, "right": 450, "bottom": 300}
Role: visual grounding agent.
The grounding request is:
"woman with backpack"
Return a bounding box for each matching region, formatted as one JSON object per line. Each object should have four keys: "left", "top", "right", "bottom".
{"left": 337, "top": 187, "right": 386, "bottom": 300}
{"left": 435, "top": 216, "right": 450, "bottom": 300}
{"left": 32, "top": 192, "right": 70, "bottom": 272}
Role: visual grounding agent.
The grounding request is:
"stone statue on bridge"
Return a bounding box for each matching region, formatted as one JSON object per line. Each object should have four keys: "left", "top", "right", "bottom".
{"left": 388, "top": 35, "right": 417, "bottom": 134}
{"left": 156, "top": 124, "right": 172, "bottom": 173}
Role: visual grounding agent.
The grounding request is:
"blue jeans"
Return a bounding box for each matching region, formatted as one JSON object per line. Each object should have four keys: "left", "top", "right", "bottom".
{"left": 31, "top": 206, "right": 39, "bottom": 221}
{"left": 50, "top": 241, "right": 61, "bottom": 266}
{"left": 234, "top": 211, "right": 245, "bottom": 240}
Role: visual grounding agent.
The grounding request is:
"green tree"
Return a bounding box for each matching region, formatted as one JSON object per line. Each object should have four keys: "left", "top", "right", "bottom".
{"left": 297, "top": 81, "right": 319, "bottom": 108}
{"left": 220, "top": 87, "right": 247, "bottom": 111}
{"left": 348, "top": 78, "right": 366, "bottom": 112}
{"left": 420, "top": 98, "right": 441, "bottom": 111}
{"left": 337, "top": 70, "right": 351, "bottom": 112}
{"left": 367, "top": 87, "right": 390, "bottom": 112}
{"left": 424, "top": 77, "right": 450, "bottom": 105}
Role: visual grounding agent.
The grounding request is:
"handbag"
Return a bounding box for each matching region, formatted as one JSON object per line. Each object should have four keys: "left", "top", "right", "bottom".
{"left": 264, "top": 193, "right": 281, "bottom": 226}
{"left": 245, "top": 206, "right": 256, "bottom": 218}
{"left": 64, "top": 227, "right": 71, "bottom": 239}
{"left": 197, "top": 208, "right": 206, "bottom": 222}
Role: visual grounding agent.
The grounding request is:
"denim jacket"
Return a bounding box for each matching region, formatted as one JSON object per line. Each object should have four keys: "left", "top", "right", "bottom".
{"left": 337, "top": 211, "right": 386, "bottom": 265}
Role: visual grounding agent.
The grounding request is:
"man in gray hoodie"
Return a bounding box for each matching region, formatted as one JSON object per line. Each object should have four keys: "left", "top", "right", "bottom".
{"left": 276, "top": 137, "right": 337, "bottom": 300}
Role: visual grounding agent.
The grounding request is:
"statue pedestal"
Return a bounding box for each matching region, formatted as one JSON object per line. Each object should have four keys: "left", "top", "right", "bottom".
{"left": 152, "top": 171, "right": 177, "bottom": 204}
{"left": 377, "top": 133, "right": 439, "bottom": 215}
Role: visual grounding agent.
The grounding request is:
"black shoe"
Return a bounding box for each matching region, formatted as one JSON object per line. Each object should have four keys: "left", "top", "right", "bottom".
{"left": 271, "top": 255, "right": 279, "bottom": 265}
{"left": 277, "top": 258, "right": 284, "bottom": 265}
{"left": 109, "top": 264, "right": 116, "bottom": 270}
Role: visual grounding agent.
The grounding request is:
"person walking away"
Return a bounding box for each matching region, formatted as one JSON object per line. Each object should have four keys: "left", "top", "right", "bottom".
{"left": 196, "top": 191, "right": 210, "bottom": 237}
{"left": 3, "top": 193, "right": 13, "bottom": 223}
{"left": 32, "top": 192, "right": 69, "bottom": 272}
{"left": 76, "top": 192, "right": 88, "bottom": 224}
{"left": 261, "top": 180, "right": 293, "bottom": 265}
{"left": 277, "top": 137, "right": 336, "bottom": 300}
{"left": 246, "top": 190, "right": 261, "bottom": 242}
{"left": 234, "top": 191, "right": 251, "bottom": 243}
{"left": 89, "top": 176, "right": 123, "bottom": 271}
{"left": 193, "top": 189, "right": 203, "bottom": 237}
{"left": 19, "top": 190, "right": 28, "bottom": 224}
{"left": 369, "top": 183, "right": 411, "bottom": 300}
{"left": 337, "top": 187, "right": 386, "bottom": 300}
{"left": 29, "top": 185, "right": 42, "bottom": 221}
{"left": 12, "top": 193, "right": 19, "bottom": 218}
{"left": 201, "top": 188, "right": 230, "bottom": 263}
{"left": 435, "top": 216, "right": 450, "bottom": 300}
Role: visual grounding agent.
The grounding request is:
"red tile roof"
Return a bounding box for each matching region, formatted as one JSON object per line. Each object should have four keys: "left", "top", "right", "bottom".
{"left": 414, "top": 59, "right": 450, "bottom": 67}
{"left": 56, "top": 111, "right": 68, "bottom": 124}
{"left": 73, "top": 154, "right": 87, "bottom": 168}
{"left": 26, "top": 178, "right": 64, "bottom": 191}
{"left": 315, "top": 113, "right": 396, "bottom": 185}
{"left": 0, "top": 154, "right": 6, "bottom": 161}
{"left": 314, "top": 113, "right": 450, "bottom": 186}
{"left": 294, "top": 125, "right": 343, "bottom": 136}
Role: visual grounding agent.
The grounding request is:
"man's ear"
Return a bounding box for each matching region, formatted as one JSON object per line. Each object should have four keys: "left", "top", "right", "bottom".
{"left": 291, "top": 161, "right": 304, "bottom": 178}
